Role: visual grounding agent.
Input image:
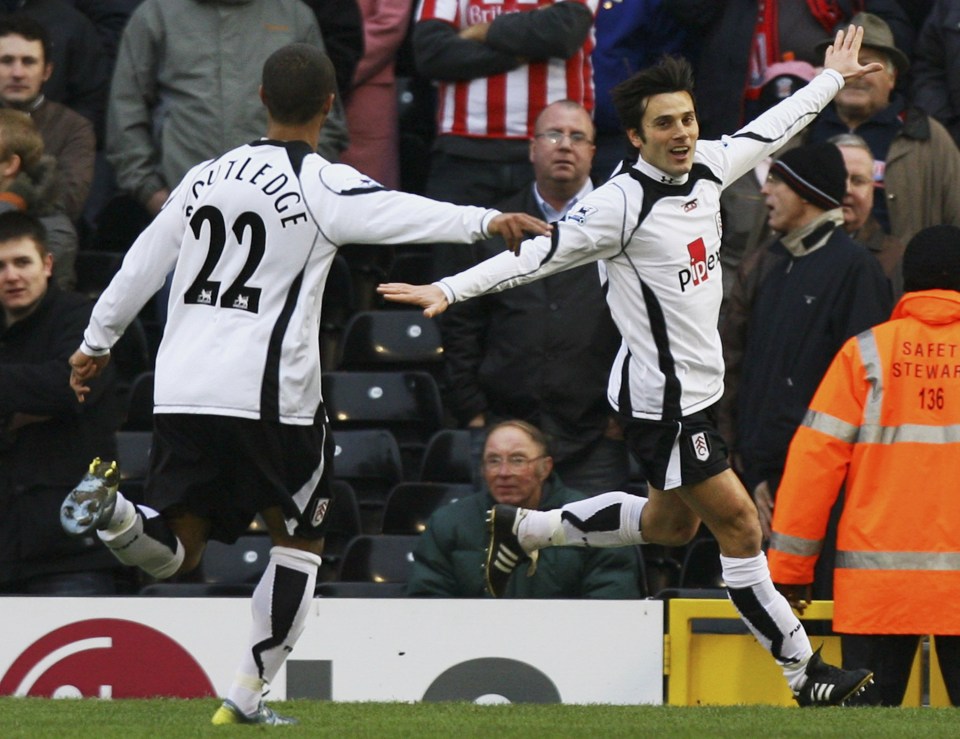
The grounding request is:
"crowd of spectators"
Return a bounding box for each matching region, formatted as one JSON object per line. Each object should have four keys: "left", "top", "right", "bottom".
{"left": 2, "top": 1, "right": 960, "bottom": 610}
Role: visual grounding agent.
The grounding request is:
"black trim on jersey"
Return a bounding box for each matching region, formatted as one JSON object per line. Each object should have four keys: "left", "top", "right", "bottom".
{"left": 538, "top": 225, "right": 562, "bottom": 267}
{"left": 618, "top": 348, "right": 633, "bottom": 416}
{"left": 640, "top": 279, "right": 682, "bottom": 420}
{"left": 261, "top": 270, "right": 305, "bottom": 422}
{"left": 249, "top": 138, "right": 313, "bottom": 177}
{"left": 340, "top": 185, "right": 387, "bottom": 195}
{"left": 628, "top": 162, "right": 722, "bottom": 201}
{"left": 729, "top": 111, "right": 817, "bottom": 144}
{"left": 618, "top": 165, "right": 719, "bottom": 421}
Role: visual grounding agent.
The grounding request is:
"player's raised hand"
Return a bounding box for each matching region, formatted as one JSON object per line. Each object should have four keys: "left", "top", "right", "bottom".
{"left": 823, "top": 25, "right": 885, "bottom": 81}
{"left": 377, "top": 283, "right": 449, "bottom": 318}
{"left": 487, "top": 212, "right": 551, "bottom": 254}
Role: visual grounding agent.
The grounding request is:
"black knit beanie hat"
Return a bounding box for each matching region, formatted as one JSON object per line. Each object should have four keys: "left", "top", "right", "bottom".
{"left": 902, "top": 225, "right": 960, "bottom": 293}
{"left": 768, "top": 142, "right": 846, "bottom": 211}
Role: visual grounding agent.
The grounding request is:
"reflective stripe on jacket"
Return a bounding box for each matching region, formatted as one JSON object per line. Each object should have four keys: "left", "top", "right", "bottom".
{"left": 769, "top": 289, "right": 960, "bottom": 634}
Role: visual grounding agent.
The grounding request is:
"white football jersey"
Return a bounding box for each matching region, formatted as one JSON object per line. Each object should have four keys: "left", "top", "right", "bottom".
{"left": 436, "top": 70, "right": 844, "bottom": 421}
{"left": 83, "top": 140, "right": 497, "bottom": 424}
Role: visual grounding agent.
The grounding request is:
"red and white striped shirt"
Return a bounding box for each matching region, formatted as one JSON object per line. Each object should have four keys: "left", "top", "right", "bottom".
{"left": 418, "top": 0, "right": 597, "bottom": 139}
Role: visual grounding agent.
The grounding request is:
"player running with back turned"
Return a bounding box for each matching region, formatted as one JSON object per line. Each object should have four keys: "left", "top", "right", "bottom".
{"left": 59, "top": 44, "right": 549, "bottom": 726}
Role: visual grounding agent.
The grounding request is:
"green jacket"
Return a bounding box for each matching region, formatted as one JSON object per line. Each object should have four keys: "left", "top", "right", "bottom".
{"left": 406, "top": 479, "right": 643, "bottom": 599}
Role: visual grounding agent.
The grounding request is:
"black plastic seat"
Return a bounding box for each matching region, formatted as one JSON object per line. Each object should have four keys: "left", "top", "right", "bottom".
{"left": 380, "top": 481, "right": 473, "bottom": 534}
{"left": 337, "top": 534, "right": 420, "bottom": 584}
{"left": 337, "top": 310, "right": 443, "bottom": 376}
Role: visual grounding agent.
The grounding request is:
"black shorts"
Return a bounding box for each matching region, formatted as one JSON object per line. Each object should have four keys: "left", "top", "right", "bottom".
{"left": 145, "top": 414, "right": 335, "bottom": 544}
{"left": 621, "top": 405, "right": 729, "bottom": 491}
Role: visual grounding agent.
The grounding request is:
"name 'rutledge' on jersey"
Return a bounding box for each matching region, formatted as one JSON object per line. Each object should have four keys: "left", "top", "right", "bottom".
{"left": 186, "top": 156, "right": 307, "bottom": 228}
{"left": 677, "top": 236, "right": 720, "bottom": 292}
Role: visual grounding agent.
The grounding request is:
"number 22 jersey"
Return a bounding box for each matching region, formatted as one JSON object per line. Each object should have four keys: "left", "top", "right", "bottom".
{"left": 83, "top": 139, "right": 497, "bottom": 424}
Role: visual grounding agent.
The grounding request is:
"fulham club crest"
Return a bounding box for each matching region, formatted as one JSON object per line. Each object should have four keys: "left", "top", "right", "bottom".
{"left": 691, "top": 432, "right": 710, "bottom": 462}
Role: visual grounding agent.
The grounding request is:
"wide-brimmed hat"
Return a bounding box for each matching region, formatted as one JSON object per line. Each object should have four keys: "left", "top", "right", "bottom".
{"left": 816, "top": 12, "right": 909, "bottom": 74}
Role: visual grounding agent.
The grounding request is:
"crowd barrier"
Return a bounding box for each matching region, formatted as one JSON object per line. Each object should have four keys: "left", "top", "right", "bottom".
{"left": 0, "top": 596, "right": 949, "bottom": 705}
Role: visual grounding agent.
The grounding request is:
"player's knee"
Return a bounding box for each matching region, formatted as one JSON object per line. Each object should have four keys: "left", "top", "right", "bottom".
{"left": 662, "top": 518, "right": 699, "bottom": 547}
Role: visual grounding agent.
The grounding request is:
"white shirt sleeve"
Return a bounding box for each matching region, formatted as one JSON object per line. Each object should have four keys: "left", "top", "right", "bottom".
{"left": 314, "top": 163, "right": 498, "bottom": 245}
{"left": 435, "top": 180, "right": 630, "bottom": 303}
{"left": 709, "top": 69, "right": 845, "bottom": 187}
{"left": 81, "top": 184, "right": 187, "bottom": 354}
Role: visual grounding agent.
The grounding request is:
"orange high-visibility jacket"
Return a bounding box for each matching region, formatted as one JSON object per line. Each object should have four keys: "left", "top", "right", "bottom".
{"left": 769, "top": 290, "right": 960, "bottom": 635}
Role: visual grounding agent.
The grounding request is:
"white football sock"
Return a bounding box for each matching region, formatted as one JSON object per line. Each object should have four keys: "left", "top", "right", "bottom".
{"left": 227, "top": 546, "right": 321, "bottom": 715}
{"left": 97, "top": 496, "right": 184, "bottom": 579}
{"left": 721, "top": 552, "right": 813, "bottom": 691}
{"left": 519, "top": 491, "right": 647, "bottom": 550}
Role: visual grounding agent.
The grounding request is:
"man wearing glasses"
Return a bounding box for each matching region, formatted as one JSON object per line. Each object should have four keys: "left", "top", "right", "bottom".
{"left": 440, "top": 100, "right": 630, "bottom": 496}
{"left": 406, "top": 419, "right": 641, "bottom": 598}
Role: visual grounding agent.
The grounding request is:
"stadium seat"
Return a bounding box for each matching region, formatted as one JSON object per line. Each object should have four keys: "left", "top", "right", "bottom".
{"left": 111, "top": 317, "right": 153, "bottom": 400}
{"left": 315, "top": 581, "right": 407, "bottom": 598}
{"left": 379, "top": 482, "right": 473, "bottom": 535}
{"left": 383, "top": 249, "right": 431, "bottom": 288}
{"left": 337, "top": 534, "right": 420, "bottom": 584}
{"left": 318, "top": 480, "right": 363, "bottom": 582}
{"left": 123, "top": 370, "right": 154, "bottom": 431}
{"left": 330, "top": 428, "right": 404, "bottom": 532}
{"left": 678, "top": 536, "right": 723, "bottom": 589}
{"left": 320, "top": 253, "right": 355, "bottom": 368}
{"left": 115, "top": 429, "right": 153, "bottom": 482}
{"left": 337, "top": 310, "right": 443, "bottom": 376}
{"left": 418, "top": 428, "right": 476, "bottom": 484}
{"left": 74, "top": 250, "right": 124, "bottom": 299}
{"left": 323, "top": 370, "right": 444, "bottom": 476}
{"left": 139, "top": 534, "right": 273, "bottom": 597}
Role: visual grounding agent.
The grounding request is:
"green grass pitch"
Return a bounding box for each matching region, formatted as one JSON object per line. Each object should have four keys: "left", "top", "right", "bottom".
{"left": 0, "top": 698, "right": 957, "bottom": 738}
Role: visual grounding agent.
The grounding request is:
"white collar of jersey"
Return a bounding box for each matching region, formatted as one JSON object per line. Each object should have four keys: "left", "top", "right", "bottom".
{"left": 633, "top": 155, "right": 689, "bottom": 186}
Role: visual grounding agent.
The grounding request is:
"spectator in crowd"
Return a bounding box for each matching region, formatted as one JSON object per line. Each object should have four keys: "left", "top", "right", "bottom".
{"left": 770, "top": 224, "right": 960, "bottom": 707}
{"left": 407, "top": 419, "right": 641, "bottom": 598}
{"left": 414, "top": 0, "right": 597, "bottom": 279}
{"left": 441, "top": 100, "right": 629, "bottom": 494}
{"left": 910, "top": 0, "right": 960, "bottom": 147}
{"left": 340, "top": 0, "right": 412, "bottom": 189}
{"left": 0, "top": 0, "right": 110, "bottom": 141}
{"left": 719, "top": 142, "right": 892, "bottom": 541}
{"left": 107, "top": 0, "right": 350, "bottom": 218}
{"left": 0, "top": 16, "right": 95, "bottom": 223}
{"left": 718, "top": 59, "right": 816, "bottom": 315}
{"left": 590, "top": 0, "right": 690, "bottom": 182}
{"left": 829, "top": 132, "right": 905, "bottom": 297}
{"left": 666, "top": 0, "right": 912, "bottom": 140}
{"left": 60, "top": 44, "right": 548, "bottom": 726}
{"left": 380, "top": 30, "right": 881, "bottom": 708}
{"left": 0, "top": 108, "right": 78, "bottom": 289}
{"left": 301, "top": 0, "right": 365, "bottom": 104}
{"left": 0, "top": 211, "right": 120, "bottom": 595}
{"left": 806, "top": 12, "right": 960, "bottom": 244}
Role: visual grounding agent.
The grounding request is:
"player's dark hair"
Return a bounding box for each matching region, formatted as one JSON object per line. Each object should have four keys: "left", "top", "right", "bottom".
{"left": 611, "top": 56, "right": 696, "bottom": 140}
{"left": 0, "top": 15, "right": 52, "bottom": 65}
{"left": 261, "top": 43, "right": 336, "bottom": 125}
{"left": 0, "top": 210, "right": 48, "bottom": 255}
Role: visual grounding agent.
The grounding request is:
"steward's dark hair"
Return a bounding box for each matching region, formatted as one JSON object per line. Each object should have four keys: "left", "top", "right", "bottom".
{"left": 261, "top": 43, "right": 336, "bottom": 125}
